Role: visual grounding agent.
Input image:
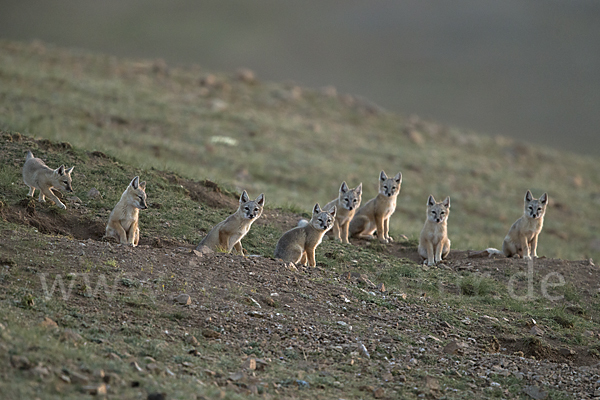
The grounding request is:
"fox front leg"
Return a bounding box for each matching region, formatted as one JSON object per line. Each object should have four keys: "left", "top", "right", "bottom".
{"left": 27, "top": 185, "right": 35, "bottom": 197}
{"left": 530, "top": 234, "right": 539, "bottom": 259}
{"left": 426, "top": 242, "right": 435, "bottom": 266}
{"left": 126, "top": 221, "right": 138, "bottom": 246}
{"left": 376, "top": 215, "right": 388, "bottom": 243}
{"left": 521, "top": 236, "right": 531, "bottom": 260}
{"left": 232, "top": 241, "right": 245, "bottom": 256}
{"left": 306, "top": 248, "right": 317, "bottom": 267}
{"left": 41, "top": 187, "right": 66, "bottom": 209}
{"left": 434, "top": 242, "right": 444, "bottom": 264}
{"left": 383, "top": 217, "right": 393, "bottom": 242}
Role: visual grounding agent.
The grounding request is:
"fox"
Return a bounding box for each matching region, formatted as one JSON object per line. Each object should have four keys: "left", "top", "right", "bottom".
{"left": 22, "top": 150, "right": 74, "bottom": 209}
{"left": 502, "top": 190, "right": 548, "bottom": 260}
{"left": 105, "top": 176, "right": 148, "bottom": 247}
{"left": 323, "top": 181, "right": 362, "bottom": 244}
{"left": 274, "top": 203, "right": 336, "bottom": 267}
{"left": 418, "top": 195, "right": 451, "bottom": 266}
{"left": 196, "top": 191, "right": 264, "bottom": 254}
{"left": 349, "top": 170, "right": 402, "bottom": 243}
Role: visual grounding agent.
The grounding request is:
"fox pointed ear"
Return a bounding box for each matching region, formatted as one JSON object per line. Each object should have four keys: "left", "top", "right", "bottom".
{"left": 427, "top": 195, "right": 436, "bottom": 206}
{"left": 329, "top": 205, "right": 337, "bottom": 217}
{"left": 443, "top": 196, "right": 451, "bottom": 208}
{"left": 139, "top": 181, "right": 146, "bottom": 190}
{"left": 379, "top": 170, "right": 387, "bottom": 181}
{"left": 256, "top": 193, "right": 265, "bottom": 206}
{"left": 130, "top": 176, "right": 140, "bottom": 189}
{"left": 525, "top": 190, "right": 533, "bottom": 202}
{"left": 356, "top": 183, "right": 363, "bottom": 195}
{"left": 394, "top": 171, "right": 402, "bottom": 183}
{"left": 313, "top": 203, "right": 321, "bottom": 214}
{"left": 66, "top": 166, "right": 74, "bottom": 175}
{"left": 240, "top": 190, "right": 249, "bottom": 203}
{"left": 539, "top": 192, "right": 548, "bottom": 205}
{"left": 56, "top": 165, "right": 66, "bottom": 175}
{"left": 340, "top": 181, "right": 349, "bottom": 193}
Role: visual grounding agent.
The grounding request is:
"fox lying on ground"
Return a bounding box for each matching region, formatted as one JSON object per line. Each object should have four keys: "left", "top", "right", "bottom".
{"left": 196, "top": 191, "right": 264, "bottom": 254}
{"left": 418, "top": 195, "right": 451, "bottom": 266}
{"left": 22, "top": 150, "right": 74, "bottom": 209}
{"left": 349, "top": 170, "right": 402, "bottom": 243}
{"left": 502, "top": 190, "right": 548, "bottom": 260}
{"left": 106, "top": 176, "right": 148, "bottom": 247}
{"left": 275, "top": 203, "right": 336, "bottom": 267}
{"left": 323, "top": 181, "right": 362, "bottom": 244}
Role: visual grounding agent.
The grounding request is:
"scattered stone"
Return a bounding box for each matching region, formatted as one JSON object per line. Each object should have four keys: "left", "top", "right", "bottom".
{"left": 40, "top": 316, "right": 58, "bottom": 329}
{"left": 443, "top": 340, "right": 465, "bottom": 355}
{"left": 439, "top": 321, "right": 453, "bottom": 329}
{"left": 68, "top": 370, "right": 90, "bottom": 384}
{"left": 373, "top": 387, "right": 385, "bottom": 398}
{"left": 60, "top": 329, "right": 83, "bottom": 343}
{"left": 193, "top": 245, "right": 214, "bottom": 255}
{"left": 67, "top": 196, "right": 82, "bottom": 204}
{"left": 211, "top": 99, "right": 228, "bottom": 112}
{"left": 87, "top": 188, "right": 102, "bottom": 199}
{"left": 143, "top": 356, "right": 157, "bottom": 363}
{"left": 424, "top": 375, "right": 440, "bottom": 391}
{"left": 236, "top": 68, "right": 256, "bottom": 84}
{"left": 175, "top": 294, "right": 191, "bottom": 305}
{"left": 202, "top": 329, "right": 221, "bottom": 339}
{"left": 146, "top": 363, "right": 160, "bottom": 373}
{"left": 530, "top": 326, "right": 544, "bottom": 336}
{"left": 82, "top": 383, "right": 107, "bottom": 396}
{"left": 60, "top": 374, "right": 71, "bottom": 383}
{"left": 583, "top": 330, "right": 595, "bottom": 338}
{"left": 358, "top": 343, "right": 370, "bottom": 359}
{"left": 31, "top": 363, "right": 50, "bottom": 378}
{"left": 131, "top": 361, "right": 144, "bottom": 372}
{"left": 108, "top": 352, "right": 122, "bottom": 361}
{"left": 377, "top": 283, "right": 386, "bottom": 293}
{"left": 523, "top": 385, "right": 548, "bottom": 400}
{"left": 262, "top": 297, "right": 276, "bottom": 307}
{"left": 11, "top": 355, "right": 32, "bottom": 370}
{"left": 229, "top": 371, "right": 245, "bottom": 381}
{"left": 242, "top": 357, "right": 256, "bottom": 370}
{"left": 559, "top": 347, "right": 576, "bottom": 357}
{"left": 147, "top": 393, "right": 166, "bottom": 400}
{"left": 186, "top": 335, "right": 199, "bottom": 346}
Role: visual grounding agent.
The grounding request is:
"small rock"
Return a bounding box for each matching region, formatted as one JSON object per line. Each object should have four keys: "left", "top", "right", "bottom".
{"left": 262, "top": 297, "right": 276, "bottom": 307}
{"left": 175, "top": 294, "right": 191, "bottom": 305}
{"left": 202, "top": 329, "right": 221, "bottom": 339}
{"left": 40, "top": 317, "right": 58, "bottom": 329}
{"left": 194, "top": 245, "right": 214, "bottom": 255}
{"left": 186, "top": 335, "right": 199, "bottom": 346}
{"left": 87, "top": 188, "right": 102, "bottom": 199}
{"left": 11, "top": 355, "right": 32, "bottom": 370}
{"left": 147, "top": 393, "right": 166, "bottom": 400}
{"left": 146, "top": 363, "right": 160, "bottom": 373}
{"left": 68, "top": 370, "right": 90, "bottom": 384}
{"left": 523, "top": 385, "right": 548, "bottom": 400}
{"left": 60, "top": 329, "right": 83, "bottom": 343}
{"left": 377, "top": 283, "right": 386, "bottom": 293}
{"left": 31, "top": 364, "right": 50, "bottom": 378}
{"left": 229, "top": 371, "right": 245, "bottom": 381}
{"left": 236, "top": 68, "right": 256, "bottom": 84}
{"left": 143, "top": 356, "right": 156, "bottom": 363}
{"left": 559, "top": 347, "right": 576, "bottom": 356}
{"left": 60, "top": 374, "right": 71, "bottom": 383}
{"left": 443, "top": 340, "right": 464, "bottom": 355}
{"left": 82, "top": 383, "right": 107, "bottom": 396}
{"left": 424, "top": 375, "right": 440, "bottom": 391}
{"left": 131, "top": 361, "right": 144, "bottom": 372}
{"left": 358, "top": 343, "right": 370, "bottom": 359}
{"left": 530, "top": 326, "right": 544, "bottom": 336}
{"left": 242, "top": 357, "right": 256, "bottom": 370}
{"left": 373, "top": 387, "right": 385, "bottom": 398}
{"left": 583, "top": 330, "right": 595, "bottom": 338}
{"left": 67, "top": 196, "right": 82, "bottom": 204}
{"left": 108, "top": 352, "right": 122, "bottom": 361}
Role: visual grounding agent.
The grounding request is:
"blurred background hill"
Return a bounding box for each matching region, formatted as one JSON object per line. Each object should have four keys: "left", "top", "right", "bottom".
{"left": 1, "top": 0, "right": 599, "bottom": 156}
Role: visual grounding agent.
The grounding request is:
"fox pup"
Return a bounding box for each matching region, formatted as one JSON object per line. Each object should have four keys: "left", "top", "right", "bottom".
{"left": 418, "top": 195, "right": 451, "bottom": 266}
{"left": 349, "top": 170, "right": 402, "bottom": 243}
{"left": 106, "top": 176, "right": 148, "bottom": 247}
{"left": 196, "top": 191, "right": 264, "bottom": 254}
{"left": 22, "top": 150, "right": 74, "bottom": 209}
{"left": 502, "top": 190, "right": 548, "bottom": 260}
{"left": 275, "top": 203, "right": 336, "bottom": 267}
{"left": 324, "top": 181, "right": 362, "bottom": 244}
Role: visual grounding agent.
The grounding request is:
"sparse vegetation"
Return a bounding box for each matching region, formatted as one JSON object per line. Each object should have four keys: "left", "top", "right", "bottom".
{"left": 0, "top": 40, "right": 599, "bottom": 398}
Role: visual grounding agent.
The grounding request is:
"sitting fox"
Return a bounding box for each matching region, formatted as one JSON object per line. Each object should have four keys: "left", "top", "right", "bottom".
{"left": 502, "top": 190, "right": 548, "bottom": 260}
{"left": 323, "top": 181, "right": 362, "bottom": 244}
{"left": 106, "top": 176, "right": 148, "bottom": 247}
{"left": 275, "top": 203, "right": 336, "bottom": 267}
{"left": 196, "top": 191, "right": 264, "bottom": 254}
{"left": 418, "top": 195, "right": 451, "bottom": 266}
{"left": 22, "top": 150, "right": 74, "bottom": 209}
{"left": 349, "top": 170, "right": 402, "bottom": 243}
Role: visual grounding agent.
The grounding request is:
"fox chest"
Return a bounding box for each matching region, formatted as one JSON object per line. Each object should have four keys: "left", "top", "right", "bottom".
{"left": 119, "top": 209, "right": 139, "bottom": 232}
{"left": 424, "top": 223, "right": 447, "bottom": 243}
{"left": 378, "top": 198, "right": 397, "bottom": 218}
